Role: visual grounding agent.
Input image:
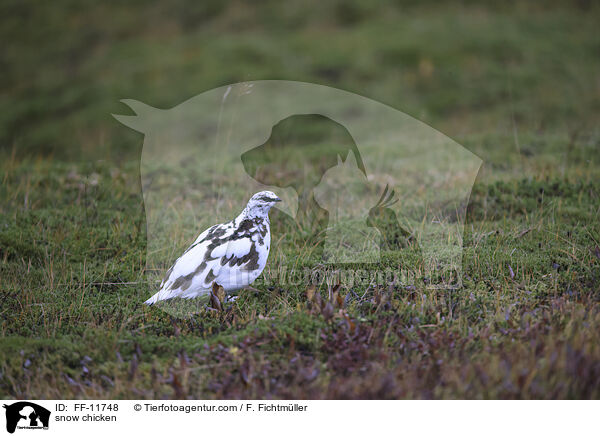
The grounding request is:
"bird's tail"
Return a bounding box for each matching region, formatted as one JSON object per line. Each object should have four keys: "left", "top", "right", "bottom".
{"left": 144, "top": 290, "right": 174, "bottom": 305}
{"left": 144, "top": 288, "right": 212, "bottom": 305}
{"left": 144, "top": 294, "right": 158, "bottom": 305}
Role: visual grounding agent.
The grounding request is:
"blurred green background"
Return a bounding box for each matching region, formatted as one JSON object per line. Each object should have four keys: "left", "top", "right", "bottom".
{"left": 1, "top": 0, "right": 599, "bottom": 399}
{"left": 1, "top": 0, "right": 598, "bottom": 161}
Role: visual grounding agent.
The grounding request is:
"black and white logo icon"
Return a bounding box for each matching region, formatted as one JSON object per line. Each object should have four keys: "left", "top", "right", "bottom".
{"left": 3, "top": 402, "right": 50, "bottom": 434}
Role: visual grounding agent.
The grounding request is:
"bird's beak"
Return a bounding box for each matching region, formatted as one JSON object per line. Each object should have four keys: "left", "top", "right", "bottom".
{"left": 272, "top": 197, "right": 282, "bottom": 202}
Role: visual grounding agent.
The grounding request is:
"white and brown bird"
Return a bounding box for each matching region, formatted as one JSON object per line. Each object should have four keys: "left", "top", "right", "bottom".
{"left": 144, "top": 191, "right": 281, "bottom": 305}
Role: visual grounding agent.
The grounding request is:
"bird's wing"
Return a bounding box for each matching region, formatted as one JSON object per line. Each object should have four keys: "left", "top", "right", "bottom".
{"left": 212, "top": 231, "right": 261, "bottom": 291}
{"left": 145, "top": 220, "right": 237, "bottom": 304}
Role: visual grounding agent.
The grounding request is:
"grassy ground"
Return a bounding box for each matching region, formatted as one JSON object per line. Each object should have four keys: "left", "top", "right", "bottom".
{"left": 1, "top": 1, "right": 599, "bottom": 399}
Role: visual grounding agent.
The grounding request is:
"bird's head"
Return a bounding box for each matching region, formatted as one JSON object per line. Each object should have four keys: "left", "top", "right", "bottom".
{"left": 244, "top": 190, "right": 281, "bottom": 218}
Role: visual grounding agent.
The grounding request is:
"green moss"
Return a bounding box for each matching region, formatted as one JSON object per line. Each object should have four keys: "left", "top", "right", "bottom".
{"left": 1, "top": 1, "right": 599, "bottom": 399}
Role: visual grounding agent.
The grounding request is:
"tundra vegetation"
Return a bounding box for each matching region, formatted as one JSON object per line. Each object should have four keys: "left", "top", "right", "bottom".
{"left": 1, "top": 0, "right": 599, "bottom": 398}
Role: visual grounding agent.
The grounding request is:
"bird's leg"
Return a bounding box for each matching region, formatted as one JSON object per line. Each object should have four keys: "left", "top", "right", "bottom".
{"left": 209, "top": 282, "right": 226, "bottom": 311}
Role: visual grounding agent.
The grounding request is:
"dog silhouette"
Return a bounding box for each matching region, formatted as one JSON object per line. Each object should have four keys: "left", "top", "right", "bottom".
{"left": 241, "top": 114, "right": 366, "bottom": 257}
